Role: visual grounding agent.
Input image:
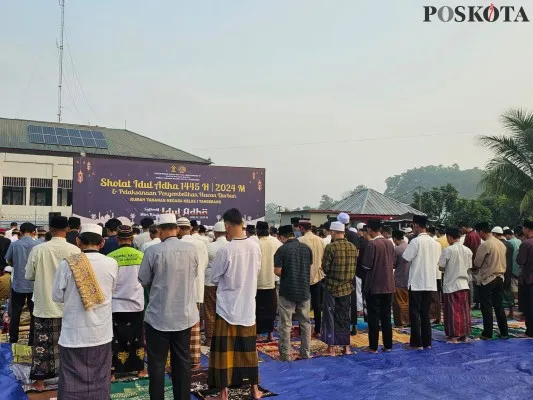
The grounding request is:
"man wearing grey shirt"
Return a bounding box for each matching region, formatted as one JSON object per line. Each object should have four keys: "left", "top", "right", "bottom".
{"left": 138, "top": 214, "right": 199, "bottom": 400}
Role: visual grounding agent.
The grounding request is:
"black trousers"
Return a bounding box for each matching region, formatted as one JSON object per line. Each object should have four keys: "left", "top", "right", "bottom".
{"left": 145, "top": 323, "right": 191, "bottom": 400}
{"left": 310, "top": 280, "right": 323, "bottom": 334}
{"left": 366, "top": 293, "right": 393, "bottom": 351}
{"left": 522, "top": 283, "right": 533, "bottom": 337}
{"left": 408, "top": 290, "right": 432, "bottom": 348}
{"left": 479, "top": 277, "right": 509, "bottom": 338}
{"left": 9, "top": 289, "right": 34, "bottom": 345}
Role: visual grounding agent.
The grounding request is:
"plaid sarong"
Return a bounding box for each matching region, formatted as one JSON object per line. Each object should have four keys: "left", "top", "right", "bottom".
{"left": 204, "top": 286, "right": 217, "bottom": 341}
{"left": 190, "top": 322, "right": 201, "bottom": 368}
{"left": 208, "top": 314, "right": 259, "bottom": 389}
{"left": 30, "top": 317, "right": 61, "bottom": 380}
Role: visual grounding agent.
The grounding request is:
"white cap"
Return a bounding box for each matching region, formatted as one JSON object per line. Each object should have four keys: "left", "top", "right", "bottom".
{"left": 176, "top": 217, "right": 191, "bottom": 227}
{"left": 491, "top": 226, "right": 504, "bottom": 234}
{"left": 4, "top": 266, "right": 13, "bottom": 273}
{"left": 330, "top": 221, "right": 345, "bottom": 232}
{"left": 402, "top": 227, "right": 413, "bottom": 233}
{"left": 156, "top": 214, "right": 177, "bottom": 226}
{"left": 213, "top": 221, "right": 226, "bottom": 233}
{"left": 503, "top": 226, "right": 510, "bottom": 231}
{"left": 349, "top": 227, "right": 357, "bottom": 233}
{"left": 337, "top": 213, "right": 350, "bottom": 225}
{"left": 80, "top": 223, "right": 103, "bottom": 236}
{"left": 356, "top": 223, "right": 366, "bottom": 230}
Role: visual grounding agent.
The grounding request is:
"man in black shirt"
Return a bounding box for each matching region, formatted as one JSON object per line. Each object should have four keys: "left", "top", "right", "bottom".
{"left": 0, "top": 228, "right": 11, "bottom": 268}
{"left": 274, "top": 225, "right": 312, "bottom": 361}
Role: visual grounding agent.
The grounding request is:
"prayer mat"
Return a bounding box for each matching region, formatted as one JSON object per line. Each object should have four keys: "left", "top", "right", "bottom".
{"left": 110, "top": 377, "right": 173, "bottom": 399}
{"left": 191, "top": 369, "right": 277, "bottom": 399}
{"left": 12, "top": 343, "right": 32, "bottom": 364}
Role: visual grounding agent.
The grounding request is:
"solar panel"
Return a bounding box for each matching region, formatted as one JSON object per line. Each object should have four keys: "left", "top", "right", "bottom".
{"left": 57, "top": 136, "right": 71, "bottom": 146}
{"left": 95, "top": 139, "right": 109, "bottom": 148}
{"left": 29, "top": 133, "right": 45, "bottom": 143}
{"left": 28, "top": 125, "right": 42, "bottom": 134}
{"left": 44, "top": 135, "right": 59, "bottom": 145}
{"left": 27, "top": 125, "right": 108, "bottom": 149}
{"left": 70, "top": 137, "right": 84, "bottom": 146}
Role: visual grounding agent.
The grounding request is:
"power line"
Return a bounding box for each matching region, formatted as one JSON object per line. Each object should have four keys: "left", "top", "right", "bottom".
{"left": 192, "top": 131, "right": 481, "bottom": 151}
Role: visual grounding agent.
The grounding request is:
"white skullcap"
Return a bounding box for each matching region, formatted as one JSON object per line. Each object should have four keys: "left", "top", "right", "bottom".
{"left": 337, "top": 213, "right": 350, "bottom": 225}
{"left": 330, "top": 221, "right": 345, "bottom": 232}
{"left": 503, "top": 226, "right": 510, "bottom": 231}
{"left": 176, "top": 217, "right": 191, "bottom": 227}
{"left": 156, "top": 214, "right": 177, "bottom": 226}
{"left": 491, "top": 226, "right": 504, "bottom": 234}
{"left": 402, "top": 227, "right": 413, "bottom": 233}
{"left": 4, "top": 266, "right": 13, "bottom": 273}
{"left": 349, "top": 227, "right": 357, "bottom": 233}
{"left": 214, "top": 221, "right": 226, "bottom": 233}
{"left": 80, "top": 223, "right": 103, "bottom": 236}
{"left": 356, "top": 223, "right": 366, "bottom": 230}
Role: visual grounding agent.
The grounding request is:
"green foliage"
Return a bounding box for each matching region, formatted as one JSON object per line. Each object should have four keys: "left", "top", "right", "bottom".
{"left": 447, "top": 198, "right": 493, "bottom": 227}
{"left": 478, "top": 194, "right": 523, "bottom": 227}
{"left": 478, "top": 108, "right": 533, "bottom": 214}
{"left": 385, "top": 164, "right": 483, "bottom": 202}
{"left": 318, "top": 194, "right": 336, "bottom": 210}
{"left": 265, "top": 202, "right": 281, "bottom": 224}
{"left": 411, "top": 184, "right": 459, "bottom": 223}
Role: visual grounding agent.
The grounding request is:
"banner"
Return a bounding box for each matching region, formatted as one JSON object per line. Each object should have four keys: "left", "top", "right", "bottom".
{"left": 72, "top": 157, "right": 265, "bottom": 226}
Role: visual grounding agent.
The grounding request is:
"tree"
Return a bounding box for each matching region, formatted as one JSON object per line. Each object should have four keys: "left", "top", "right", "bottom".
{"left": 479, "top": 108, "right": 533, "bottom": 214}
{"left": 302, "top": 205, "right": 312, "bottom": 210}
{"left": 410, "top": 184, "right": 459, "bottom": 223}
{"left": 447, "top": 198, "right": 493, "bottom": 227}
{"left": 341, "top": 185, "right": 367, "bottom": 199}
{"left": 385, "top": 165, "right": 483, "bottom": 202}
{"left": 265, "top": 202, "right": 282, "bottom": 224}
{"left": 318, "top": 194, "right": 336, "bottom": 210}
{"left": 478, "top": 194, "right": 523, "bottom": 227}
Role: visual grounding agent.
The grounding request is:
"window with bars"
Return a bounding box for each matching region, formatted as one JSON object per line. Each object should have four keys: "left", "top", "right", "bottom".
{"left": 57, "top": 179, "right": 73, "bottom": 206}
{"left": 30, "top": 178, "right": 53, "bottom": 206}
{"left": 2, "top": 177, "right": 26, "bottom": 205}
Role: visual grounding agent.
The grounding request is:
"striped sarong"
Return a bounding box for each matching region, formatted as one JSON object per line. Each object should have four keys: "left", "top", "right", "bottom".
{"left": 208, "top": 314, "right": 259, "bottom": 389}
{"left": 443, "top": 289, "right": 472, "bottom": 338}
{"left": 190, "top": 322, "right": 201, "bottom": 368}
{"left": 30, "top": 317, "right": 61, "bottom": 380}
{"left": 204, "top": 286, "right": 217, "bottom": 341}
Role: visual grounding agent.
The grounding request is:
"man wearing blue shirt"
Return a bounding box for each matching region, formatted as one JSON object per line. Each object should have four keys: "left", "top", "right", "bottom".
{"left": 5, "top": 222, "right": 39, "bottom": 344}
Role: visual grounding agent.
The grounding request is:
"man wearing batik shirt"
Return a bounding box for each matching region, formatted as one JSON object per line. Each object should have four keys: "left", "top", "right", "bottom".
{"left": 298, "top": 219, "right": 325, "bottom": 337}
{"left": 516, "top": 220, "right": 533, "bottom": 338}
{"left": 107, "top": 225, "right": 146, "bottom": 380}
{"left": 25, "top": 216, "right": 80, "bottom": 391}
{"left": 439, "top": 228, "right": 473, "bottom": 343}
{"left": 321, "top": 221, "right": 358, "bottom": 356}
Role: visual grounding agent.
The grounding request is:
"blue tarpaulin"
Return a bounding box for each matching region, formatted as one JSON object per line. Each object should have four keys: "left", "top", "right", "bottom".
{"left": 2, "top": 340, "right": 533, "bottom": 399}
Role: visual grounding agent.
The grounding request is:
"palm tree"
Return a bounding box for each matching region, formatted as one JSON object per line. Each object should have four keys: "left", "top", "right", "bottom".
{"left": 478, "top": 108, "right": 533, "bottom": 213}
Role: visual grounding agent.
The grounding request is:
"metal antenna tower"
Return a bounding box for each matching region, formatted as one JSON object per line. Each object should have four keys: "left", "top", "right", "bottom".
{"left": 57, "top": 0, "right": 65, "bottom": 122}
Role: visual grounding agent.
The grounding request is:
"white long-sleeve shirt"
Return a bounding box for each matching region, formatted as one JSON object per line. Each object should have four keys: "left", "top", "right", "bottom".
{"left": 181, "top": 234, "right": 208, "bottom": 303}
{"left": 52, "top": 251, "right": 118, "bottom": 348}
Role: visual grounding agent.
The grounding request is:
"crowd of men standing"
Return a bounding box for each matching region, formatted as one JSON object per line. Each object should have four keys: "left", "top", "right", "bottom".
{"left": 1, "top": 208, "right": 533, "bottom": 400}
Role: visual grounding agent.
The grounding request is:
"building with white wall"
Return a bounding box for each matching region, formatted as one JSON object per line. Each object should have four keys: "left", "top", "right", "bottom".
{"left": 0, "top": 117, "right": 210, "bottom": 227}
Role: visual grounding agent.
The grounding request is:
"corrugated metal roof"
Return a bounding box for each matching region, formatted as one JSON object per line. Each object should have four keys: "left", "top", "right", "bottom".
{"left": 0, "top": 117, "right": 210, "bottom": 164}
{"left": 331, "top": 188, "right": 425, "bottom": 216}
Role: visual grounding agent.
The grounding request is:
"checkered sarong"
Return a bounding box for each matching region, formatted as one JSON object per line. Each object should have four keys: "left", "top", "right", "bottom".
{"left": 190, "top": 322, "right": 201, "bottom": 368}
{"left": 208, "top": 314, "right": 259, "bottom": 389}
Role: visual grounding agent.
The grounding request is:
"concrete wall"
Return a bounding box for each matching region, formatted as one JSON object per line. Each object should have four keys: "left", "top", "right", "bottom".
{"left": 0, "top": 152, "right": 73, "bottom": 225}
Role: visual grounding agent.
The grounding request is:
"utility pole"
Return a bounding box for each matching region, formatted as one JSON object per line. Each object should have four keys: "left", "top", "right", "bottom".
{"left": 57, "top": 0, "right": 65, "bottom": 122}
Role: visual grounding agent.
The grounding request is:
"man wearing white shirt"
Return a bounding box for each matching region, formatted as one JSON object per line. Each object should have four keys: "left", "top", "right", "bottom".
{"left": 204, "top": 221, "right": 228, "bottom": 347}
{"left": 208, "top": 208, "right": 262, "bottom": 400}
{"left": 178, "top": 217, "right": 208, "bottom": 370}
{"left": 438, "top": 228, "right": 473, "bottom": 343}
{"left": 322, "top": 221, "right": 332, "bottom": 246}
{"left": 139, "top": 224, "right": 160, "bottom": 253}
{"left": 133, "top": 217, "right": 154, "bottom": 250}
{"left": 402, "top": 215, "right": 441, "bottom": 350}
{"left": 5, "top": 222, "right": 17, "bottom": 240}
{"left": 52, "top": 224, "right": 119, "bottom": 400}
{"left": 191, "top": 220, "right": 210, "bottom": 245}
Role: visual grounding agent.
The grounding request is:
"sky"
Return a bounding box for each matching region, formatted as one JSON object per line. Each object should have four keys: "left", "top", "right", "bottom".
{"left": 2, "top": 1, "right": 533, "bottom": 209}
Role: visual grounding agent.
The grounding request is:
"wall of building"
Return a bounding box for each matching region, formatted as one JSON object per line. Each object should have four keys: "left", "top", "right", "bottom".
{"left": 0, "top": 152, "right": 73, "bottom": 226}
{"left": 279, "top": 211, "right": 338, "bottom": 227}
